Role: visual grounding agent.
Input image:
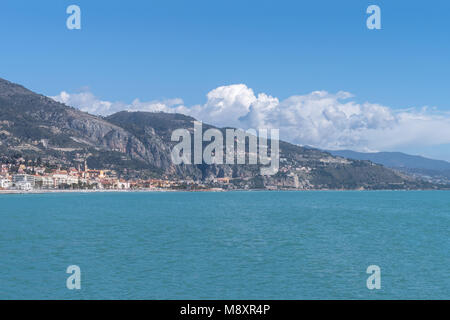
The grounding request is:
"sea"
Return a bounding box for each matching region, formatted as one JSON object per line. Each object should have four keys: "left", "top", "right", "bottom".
{"left": 0, "top": 191, "right": 448, "bottom": 299}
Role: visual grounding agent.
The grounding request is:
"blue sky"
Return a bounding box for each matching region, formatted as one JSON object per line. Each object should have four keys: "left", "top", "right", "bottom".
{"left": 1, "top": 0, "right": 450, "bottom": 160}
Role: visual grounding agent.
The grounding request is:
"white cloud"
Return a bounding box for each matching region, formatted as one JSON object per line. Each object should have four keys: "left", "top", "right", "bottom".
{"left": 51, "top": 90, "right": 184, "bottom": 115}
{"left": 50, "top": 85, "right": 450, "bottom": 154}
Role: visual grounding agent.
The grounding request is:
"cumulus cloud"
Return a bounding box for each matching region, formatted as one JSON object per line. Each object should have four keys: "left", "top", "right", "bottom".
{"left": 51, "top": 90, "right": 185, "bottom": 115}
{"left": 50, "top": 85, "right": 450, "bottom": 153}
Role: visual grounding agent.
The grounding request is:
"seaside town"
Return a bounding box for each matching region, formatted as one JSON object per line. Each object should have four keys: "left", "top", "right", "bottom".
{"left": 0, "top": 156, "right": 220, "bottom": 192}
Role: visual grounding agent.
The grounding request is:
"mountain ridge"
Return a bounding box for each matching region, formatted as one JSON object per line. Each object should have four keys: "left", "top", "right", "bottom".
{"left": 0, "top": 77, "right": 443, "bottom": 190}
{"left": 327, "top": 149, "right": 450, "bottom": 184}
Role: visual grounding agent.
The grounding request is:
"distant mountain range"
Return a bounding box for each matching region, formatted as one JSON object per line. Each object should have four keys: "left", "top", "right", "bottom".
{"left": 0, "top": 77, "right": 445, "bottom": 190}
{"left": 328, "top": 150, "right": 450, "bottom": 184}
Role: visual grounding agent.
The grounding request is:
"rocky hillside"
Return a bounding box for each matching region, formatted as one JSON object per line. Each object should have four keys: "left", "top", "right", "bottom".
{"left": 0, "top": 77, "right": 439, "bottom": 189}
{"left": 328, "top": 150, "right": 450, "bottom": 184}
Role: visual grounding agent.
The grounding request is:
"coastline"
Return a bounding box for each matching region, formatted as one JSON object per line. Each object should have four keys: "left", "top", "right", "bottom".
{"left": 0, "top": 189, "right": 177, "bottom": 194}
{"left": 0, "top": 188, "right": 448, "bottom": 195}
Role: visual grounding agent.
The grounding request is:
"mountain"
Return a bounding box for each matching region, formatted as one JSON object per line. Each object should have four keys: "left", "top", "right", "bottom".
{"left": 328, "top": 150, "right": 450, "bottom": 184}
{"left": 106, "top": 111, "right": 432, "bottom": 189}
{"left": 0, "top": 77, "right": 441, "bottom": 190}
{"left": 0, "top": 78, "right": 174, "bottom": 177}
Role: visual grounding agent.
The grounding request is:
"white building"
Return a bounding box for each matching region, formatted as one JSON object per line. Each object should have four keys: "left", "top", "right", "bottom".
{"left": 116, "top": 180, "right": 130, "bottom": 189}
{"left": 0, "top": 178, "right": 12, "bottom": 189}
{"left": 35, "top": 176, "right": 54, "bottom": 189}
{"left": 12, "top": 174, "right": 35, "bottom": 190}
{"left": 52, "top": 174, "right": 79, "bottom": 187}
{"left": 67, "top": 176, "right": 79, "bottom": 185}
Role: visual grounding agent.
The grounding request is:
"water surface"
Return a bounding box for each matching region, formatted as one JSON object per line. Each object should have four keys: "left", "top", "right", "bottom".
{"left": 0, "top": 191, "right": 448, "bottom": 299}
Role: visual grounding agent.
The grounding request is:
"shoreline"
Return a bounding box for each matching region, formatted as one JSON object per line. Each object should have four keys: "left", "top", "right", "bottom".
{"left": 0, "top": 189, "right": 176, "bottom": 194}
{"left": 0, "top": 188, "right": 448, "bottom": 195}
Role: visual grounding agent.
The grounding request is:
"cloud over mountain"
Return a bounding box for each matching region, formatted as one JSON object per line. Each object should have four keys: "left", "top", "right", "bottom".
{"left": 51, "top": 85, "right": 450, "bottom": 153}
{"left": 52, "top": 90, "right": 184, "bottom": 116}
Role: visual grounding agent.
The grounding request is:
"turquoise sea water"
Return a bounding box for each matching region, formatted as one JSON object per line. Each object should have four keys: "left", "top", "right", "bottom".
{"left": 0, "top": 191, "right": 448, "bottom": 299}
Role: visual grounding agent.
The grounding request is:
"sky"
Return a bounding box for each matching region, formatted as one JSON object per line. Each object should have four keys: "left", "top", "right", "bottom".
{"left": 1, "top": 0, "right": 450, "bottom": 160}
